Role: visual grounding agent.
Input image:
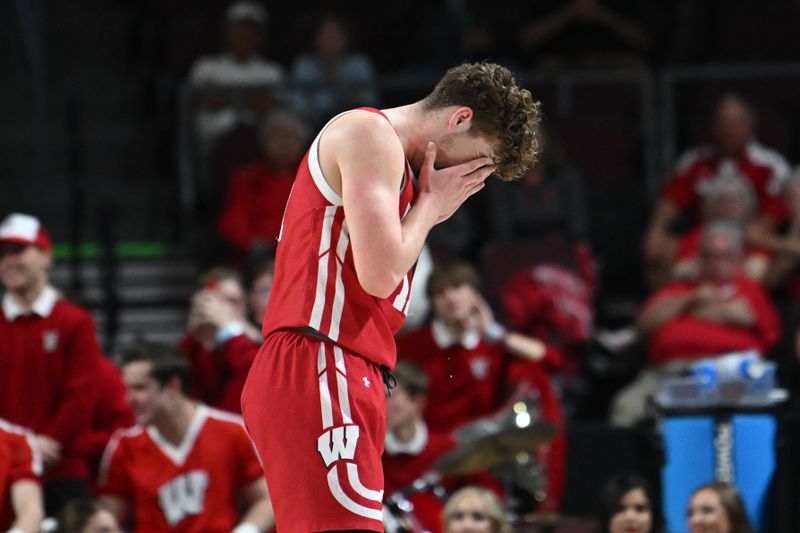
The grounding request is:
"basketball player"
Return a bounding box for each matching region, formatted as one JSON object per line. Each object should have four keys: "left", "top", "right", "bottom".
{"left": 241, "top": 62, "right": 542, "bottom": 533}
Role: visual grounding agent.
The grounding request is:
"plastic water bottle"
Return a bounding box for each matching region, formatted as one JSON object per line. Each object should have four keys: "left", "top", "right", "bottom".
{"left": 689, "top": 351, "right": 774, "bottom": 402}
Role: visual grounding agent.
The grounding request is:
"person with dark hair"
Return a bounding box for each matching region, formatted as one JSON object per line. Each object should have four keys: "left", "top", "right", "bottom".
{"left": 70, "top": 356, "right": 135, "bottom": 495}
{"left": 56, "top": 499, "right": 121, "bottom": 533}
{"left": 290, "top": 13, "right": 379, "bottom": 130}
{"left": 241, "top": 62, "right": 542, "bottom": 533}
{"left": 596, "top": 473, "right": 661, "bottom": 533}
{"left": 383, "top": 361, "right": 454, "bottom": 532}
{"left": 98, "top": 342, "right": 273, "bottom": 532}
{"left": 396, "top": 261, "right": 565, "bottom": 512}
{"left": 398, "top": 261, "right": 562, "bottom": 433}
{"left": 189, "top": 0, "right": 284, "bottom": 150}
{"left": 687, "top": 482, "right": 752, "bottom": 533}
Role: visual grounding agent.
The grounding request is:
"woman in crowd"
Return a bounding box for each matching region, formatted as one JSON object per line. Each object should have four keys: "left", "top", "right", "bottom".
{"left": 596, "top": 473, "right": 662, "bottom": 533}
{"left": 56, "top": 499, "right": 122, "bottom": 533}
{"left": 687, "top": 482, "right": 753, "bottom": 533}
{"left": 442, "top": 486, "right": 512, "bottom": 533}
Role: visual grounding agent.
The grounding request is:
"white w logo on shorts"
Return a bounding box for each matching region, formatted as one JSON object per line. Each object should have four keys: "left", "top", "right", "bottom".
{"left": 317, "top": 425, "right": 360, "bottom": 467}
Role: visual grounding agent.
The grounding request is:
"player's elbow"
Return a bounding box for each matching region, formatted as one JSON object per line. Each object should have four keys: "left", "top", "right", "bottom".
{"left": 359, "top": 271, "right": 402, "bottom": 299}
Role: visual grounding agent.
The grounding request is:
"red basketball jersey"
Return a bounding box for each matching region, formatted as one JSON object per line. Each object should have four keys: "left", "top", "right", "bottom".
{"left": 262, "top": 107, "right": 416, "bottom": 368}
{"left": 98, "top": 406, "right": 263, "bottom": 533}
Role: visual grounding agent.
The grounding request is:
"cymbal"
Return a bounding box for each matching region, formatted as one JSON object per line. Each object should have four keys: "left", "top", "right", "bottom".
{"left": 434, "top": 419, "right": 557, "bottom": 476}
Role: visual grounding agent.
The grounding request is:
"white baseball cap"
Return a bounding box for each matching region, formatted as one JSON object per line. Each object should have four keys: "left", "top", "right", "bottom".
{"left": 0, "top": 213, "right": 52, "bottom": 251}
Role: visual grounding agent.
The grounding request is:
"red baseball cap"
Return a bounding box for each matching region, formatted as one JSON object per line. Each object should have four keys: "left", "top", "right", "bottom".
{"left": 0, "top": 213, "right": 53, "bottom": 252}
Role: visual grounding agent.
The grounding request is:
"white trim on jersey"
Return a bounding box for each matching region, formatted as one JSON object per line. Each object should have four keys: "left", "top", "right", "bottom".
{"left": 146, "top": 405, "right": 208, "bottom": 466}
{"left": 98, "top": 426, "right": 145, "bottom": 487}
{"left": 392, "top": 275, "right": 411, "bottom": 314}
{"left": 0, "top": 418, "right": 43, "bottom": 477}
{"left": 310, "top": 206, "right": 338, "bottom": 331}
{"left": 328, "top": 222, "right": 349, "bottom": 341}
{"left": 308, "top": 129, "right": 344, "bottom": 206}
{"left": 674, "top": 146, "right": 713, "bottom": 174}
{"left": 746, "top": 141, "right": 791, "bottom": 195}
{"left": 391, "top": 203, "right": 414, "bottom": 314}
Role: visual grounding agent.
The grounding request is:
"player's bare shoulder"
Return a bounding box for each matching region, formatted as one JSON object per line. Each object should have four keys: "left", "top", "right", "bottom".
{"left": 318, "top": 109, "right": 406, "bottom": 196}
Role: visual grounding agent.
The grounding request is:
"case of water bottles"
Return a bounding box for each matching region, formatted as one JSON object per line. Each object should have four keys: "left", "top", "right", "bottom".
{"left": 655, "top": 351, "right": 787, "bottom": 408}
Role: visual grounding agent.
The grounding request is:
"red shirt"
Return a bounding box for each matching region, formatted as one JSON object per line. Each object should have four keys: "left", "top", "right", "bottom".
{"left": 383, "top": 423, "right": 455, "bottom": 498}
{"left": 179, "top": 333, "right": 260, "bottom": 413}
{"left": 262, "top": 108, "right": 416, "bottom": 368}
{"left": 99, "top": 405, "right": 263, "bottom": 533}
{"left": 643, "top": 277, "right": 781, "bottom": 366}
{"left": 396, "top": 322, "right": 566, "bottom": 510}
{"left": 397, "top": 322, "right": 507, "bottom": 434}
{"left": 217, "top": 161, "right": 295, "bottom": 252}
{"left": 0, "top": 286, "right": 102, "bottom": 480}
{"left": 0, "top": 419, "right": 41, "bottom": 531}
{"left": 662, "top": 142, "right": 789, "bottom": 221}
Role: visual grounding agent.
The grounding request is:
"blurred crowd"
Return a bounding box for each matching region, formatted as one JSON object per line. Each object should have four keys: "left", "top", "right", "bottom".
{"left": 4, "top": 0, "right": 800, "bottom": 531}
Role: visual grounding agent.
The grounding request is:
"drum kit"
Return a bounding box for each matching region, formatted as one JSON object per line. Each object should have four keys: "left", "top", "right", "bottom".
{"left": 384, "top": 398, "right": 575, "bottom": 533}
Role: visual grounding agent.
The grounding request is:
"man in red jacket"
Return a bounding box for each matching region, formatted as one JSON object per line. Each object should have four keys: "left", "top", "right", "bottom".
{"left": 0, "top": 212, "right": 103, "bottom": 513}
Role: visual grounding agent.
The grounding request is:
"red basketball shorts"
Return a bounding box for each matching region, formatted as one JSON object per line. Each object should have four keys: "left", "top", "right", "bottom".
{"left": 241, "top": 330, "right": 386, "bottom": 532}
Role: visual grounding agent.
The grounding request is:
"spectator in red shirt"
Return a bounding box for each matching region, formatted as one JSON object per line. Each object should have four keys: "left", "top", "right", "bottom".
{"left": 217, "top": 108, "right": 309, "bottom": 259}
{"left": 180, "top": 267, "right": 261, "bottom": 414}
{"left": 383, "top": 361, "right": 455, "bottom": 533}
{"left": 98, "top": 342, "right": 273, "bottom": 532}
{"left": 0, "top": 212, "right": 103, "bottom": 513}
{"left": 644, "top": 93, "right": 790, "bottom": 288}
{"left": 0, "top": 419, "right": 44, "bottom": 533}
{"left": 396, "top": 261, "right": 565, "bottom": 511}
{"left": 612, "top": 221, "right": 780, "bottom": 426}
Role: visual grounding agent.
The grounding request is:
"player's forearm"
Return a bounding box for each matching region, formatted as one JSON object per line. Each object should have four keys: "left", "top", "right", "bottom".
{"left": 354, "top": 195, "right": 439, "bottom": 298}
{"left": 11, "top": 481, "right": 43, "bottom": 533}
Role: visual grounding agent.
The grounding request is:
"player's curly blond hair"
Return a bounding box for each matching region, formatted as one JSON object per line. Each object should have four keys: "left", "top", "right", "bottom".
{"left": 422, "top": 62, "right": 542, "bottom": 181}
